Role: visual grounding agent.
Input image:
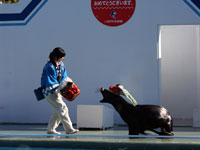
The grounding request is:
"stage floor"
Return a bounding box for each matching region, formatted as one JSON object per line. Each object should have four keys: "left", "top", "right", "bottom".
{"left": 0, "top": 124, "right": 200, "bottom": 149}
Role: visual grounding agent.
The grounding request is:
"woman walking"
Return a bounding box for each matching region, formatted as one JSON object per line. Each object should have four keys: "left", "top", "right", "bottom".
{"left": 41, "top": 47, "right": 79, "bottom": 134}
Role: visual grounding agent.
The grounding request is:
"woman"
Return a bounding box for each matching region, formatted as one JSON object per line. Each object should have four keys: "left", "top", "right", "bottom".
{"left": 41, "top": 47, "right": 79, "bottom": 134}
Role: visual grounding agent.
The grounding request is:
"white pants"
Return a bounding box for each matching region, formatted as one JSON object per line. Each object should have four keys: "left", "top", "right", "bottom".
{"left": 45, "top": 93, "right": 75, "bottom": 133}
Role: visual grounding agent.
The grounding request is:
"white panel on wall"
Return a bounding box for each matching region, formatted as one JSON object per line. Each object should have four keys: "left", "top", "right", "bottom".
{"left": 159, "top": 25, "right": 200, "bottom": 126}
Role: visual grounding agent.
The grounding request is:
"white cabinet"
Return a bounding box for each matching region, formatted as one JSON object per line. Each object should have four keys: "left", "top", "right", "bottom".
{"left": 193, "top": 109, "right": 200, "bottom": 127}
{"left": 77, "top": 105, "right": 114, "bottom": 129}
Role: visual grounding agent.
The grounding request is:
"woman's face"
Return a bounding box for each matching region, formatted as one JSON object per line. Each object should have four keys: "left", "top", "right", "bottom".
{"left": 57, "top": 57, "right": 64, "bottom": 62}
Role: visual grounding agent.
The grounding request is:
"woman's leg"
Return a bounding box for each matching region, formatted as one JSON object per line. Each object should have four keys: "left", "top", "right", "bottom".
{"left": 47, "top": 111, "right": 61, "bottom": 133}
{"left": 45, "top": 93, "right": 76, "bottom": 133}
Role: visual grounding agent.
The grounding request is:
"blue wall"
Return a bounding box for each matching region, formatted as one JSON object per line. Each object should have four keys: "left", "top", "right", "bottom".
{"left": 0, "top": 0, "right": 199, "bottom": 124}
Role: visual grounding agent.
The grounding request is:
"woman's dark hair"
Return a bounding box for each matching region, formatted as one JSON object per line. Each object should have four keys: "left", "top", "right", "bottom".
{"left": 49, "top": 47, "right": 66, "bottom": 62}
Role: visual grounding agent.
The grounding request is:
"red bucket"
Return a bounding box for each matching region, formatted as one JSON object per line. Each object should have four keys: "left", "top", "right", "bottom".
{"left": 60, "top": 83, "right": 80, "bottom": 101}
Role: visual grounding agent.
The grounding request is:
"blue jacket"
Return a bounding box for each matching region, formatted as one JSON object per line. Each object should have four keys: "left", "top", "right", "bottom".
{"left": 41, "top": 61, "right": 67, "bottom": 95}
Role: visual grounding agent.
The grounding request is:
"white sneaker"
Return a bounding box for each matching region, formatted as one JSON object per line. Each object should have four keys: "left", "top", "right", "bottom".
{"left": 67, "top": 129, "right": 79, "bottom": 134}
{"left": 47, "top": 130, "right": 61, "bottom": 134}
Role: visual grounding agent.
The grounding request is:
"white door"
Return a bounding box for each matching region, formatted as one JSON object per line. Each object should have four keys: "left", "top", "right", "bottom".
{"left": 159, "top": 25, "right": 200, "bottom": 126}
